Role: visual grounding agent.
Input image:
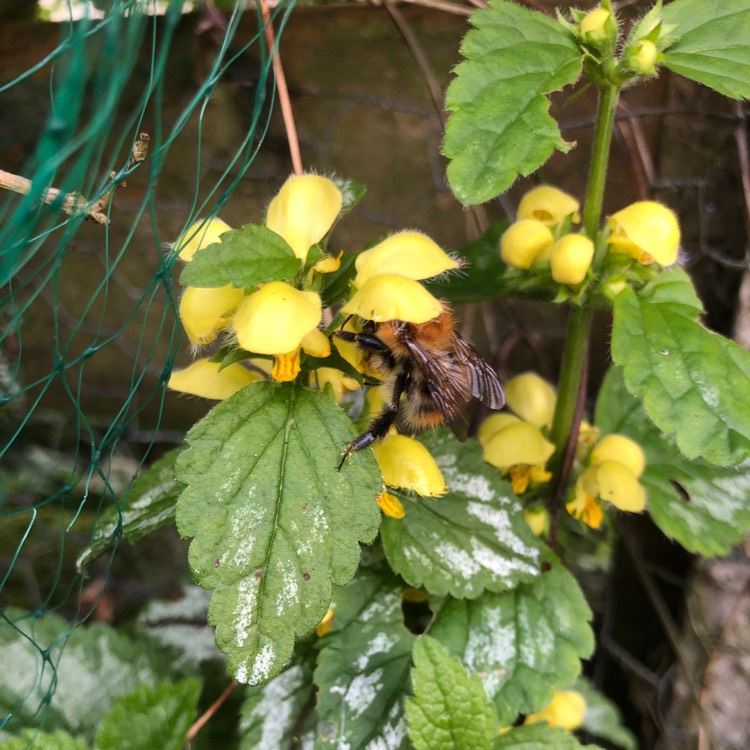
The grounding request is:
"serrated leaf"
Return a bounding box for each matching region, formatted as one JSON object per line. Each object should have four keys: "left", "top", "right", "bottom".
{"left": 406, "top": 635, "right": 497, "bottom": 750}
{"left": 662, "top": 0, "right": 750, "bottom": 100}
{"left": 175, "top": 382, "right": 381, "bottom": 685}
{"left": 573, "top": 677, "right": 638, "bottom": 750}
{"left": 180, "top": 224, "right": 300, "bottom": 288}
{"left": 381, "top": 430, "right": 543, "bottom": 598}
{"left": 0, "top": 611, "right": 175, "bottom": 740}
{"left": 611, "top": 267, "right": 750, "bottom": 466}
{"left": 493, "top": 722, "right": 588, "bottom": 749}
{"left": 76, "top": 449, "right": 183, "bottom": 572}
{"left": 239, "top": 644, "right": 316, "bottom": 750}
{"left": 595, "top": 366, "right": 750, "bottom": 556}
{"left": 95, "top": 678, "right": 201, "bottom": 750}
{"left": 444, "top": 1, "right": 582, "bottom": 205}
{"left": 315, "top": 573, "right": 415, "bottom": 749}
{"left": 429, "top": 562, "right": 594, "bottom": 725}
{"left": 0, "top": 730, "right": 89, "bottom": 750}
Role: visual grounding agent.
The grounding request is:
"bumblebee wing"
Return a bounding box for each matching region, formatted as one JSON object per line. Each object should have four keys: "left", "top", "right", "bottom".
{"left": 403, "top": 338, "right": 472, "bottom": 441}
{"left": 453, "top": 335, "right": 505, "bottom": 410}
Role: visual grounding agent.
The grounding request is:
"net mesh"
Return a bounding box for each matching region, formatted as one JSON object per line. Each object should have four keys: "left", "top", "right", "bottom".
{"left": 0, "top": 0, "right": 289, "bottom": 732}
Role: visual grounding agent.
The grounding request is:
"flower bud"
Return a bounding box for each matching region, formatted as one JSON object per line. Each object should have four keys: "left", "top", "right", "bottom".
{"left": 517, "top": 186, "right": 581, "bottom": 227}
{"left": 525, "top": 690, "right": 587, "bottom": 731}
{"left": 550, "top": 234, "right": 595, "bottom": 285}
{"left": 580, "top": 7, "right": 610, "bottom": 37}
{"left": 608, "top": 201, "right": 680, "bottom": 265}
{"left": 626, "top": 40, "right": 658, "bottom": 75}
{"left": 500, "top": 220, "right": 554, "bottom": 269}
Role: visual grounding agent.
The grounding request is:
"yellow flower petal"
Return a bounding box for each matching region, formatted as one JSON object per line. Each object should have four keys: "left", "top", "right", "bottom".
{"left": 372, "top": 434, "right": 447, "bottom": 497}
{"left": 591, "top": 434, "right": 646, "bottom": 478}
{"left": 313, "top": 250, "right": 343, "bottom": 274}
{"left": 232, "top": 282, "right": 322, "bottom": 355}
{"left": 168, "top": 358, "right": 262, "bottom": 400}
{"left": 377, "top": 490, "right": 406, "bottom": 519}
{"left": 266, "top": 174, "right": 343, "bottom": 262}
{"left": 594, "top": 460, "right": 647, "bottom": 512}
{"left": 478, "top": 413, "right": 522, "bottom": 448}
{"left": 608, "top": 201, "right": 680, "bottom": 265}
{"left": 315, "top": 367, "right": 361, "bottom": 403}
{"left": 525, "top": 690, "right": 587, "bottom": 731}
{"left": 315, "top": 607, "right": 335, "bottom": 637}
{"left": 354, "top": 231, "right": 459, "bottom": 287}
{"left": 500, "top": 219, "right": 554, "bottom": 270}
{"left": 271, "top": 350, "right": 301, "bottom": 382}
{"left": 523, "top": 506, "right": 549, "bottom": 536}
{"left": 340, "top": 275, "right": 443, "bottom": 324}
{"left": 517, "top": 186, "right": 581, "bottom": 227}
{"left": 567, "top": 480, "right": 604, "bottom": 529}
{"left": 301, "top": 327, "right": 331, "bottom": 358}
{"left": 550, "top": 234, "right": 595, "bottom": 286}
{"left": 505, "top": 373, "right": 557, "bottom": 429}
{"left": 175, "top": 217, "right": 232, "bottom": 262}
{"left": 179, "top": 285, "right": 244, "bottom": 347}
{"left": 483, "top": 422, "right": 556, "bottom": 470}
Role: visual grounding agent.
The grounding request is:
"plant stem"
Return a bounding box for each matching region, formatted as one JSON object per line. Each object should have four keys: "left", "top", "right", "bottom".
{"left": 548, "top": 83, "right": 619, "bottom": 531}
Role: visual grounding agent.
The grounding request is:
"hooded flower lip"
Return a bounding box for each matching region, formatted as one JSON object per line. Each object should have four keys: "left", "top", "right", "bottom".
{"left": 168, "top": 358, "right": 263, "bottom": 400}
{"left": 501, "top": 219, "right": 554, "bottom": 270}
{"left": 517, "top": 186, "right": 581, "bottom": 227}
{"left": 340, "top": 274, "right": 443, "bottom": 324}
{"left": 179, "top": 285, "right": 244, "bottom": 347}
{"left": 591, "top": 433, "right": 645, "bottom": 478}
{"left": 266, "top": 174, "right": 343, "bottom": 263}
{"left": 175, "top": 217, "right": 232, "bottom": 262}
{"left": 232, "top": 281, "right": 322, "bottom": 355}
{"left": 579, "top": 460, "right": 647, "bottom": 512}
{"left": 372, "top": 434, "right": 447, "bottom": 497}
{"left": 550, "top": 234, "right": 595, "bottom": 286}
{"left": 353, "top": 231, "right": 459, "bottom": 287}
{"left": 505, "top": 372, "right": 557, "bottom": 429}
{"left": 477, "top": 413, "right": 522, "bottom": 446}
{"left": 608, "top": 200, "right": 680, "bottom": 265}
{"left": 482, "top": 421, "right": 555, "bottom": 471}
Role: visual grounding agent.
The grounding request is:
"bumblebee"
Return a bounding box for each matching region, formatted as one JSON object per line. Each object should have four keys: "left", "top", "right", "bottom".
{"left": 334, "top": 305, "right": 504, "bottom": 470}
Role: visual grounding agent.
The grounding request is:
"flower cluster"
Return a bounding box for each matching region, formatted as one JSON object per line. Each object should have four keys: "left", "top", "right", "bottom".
{"left": 500, "top": 185, "right": 680, "bottom": 292}
{"left": 567, "top": 433, "right": 647, "bottom": 529}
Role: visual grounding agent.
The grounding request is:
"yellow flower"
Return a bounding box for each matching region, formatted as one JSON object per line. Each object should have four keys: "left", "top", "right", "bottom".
{"left": 482, "top": 421, "right": 555, "bottom": 495}
{"left": 233, "top": 282, "right": 322, "bottom": 355}
{"left": 372, "top": 434, "right": 447, "bottom": 497}
{"left": 179, "top": 285, "right": 244, "bottom": 347}
{"left": 314, "top": 367, "right": 361, "bottom": 404}
{"left": 525, "top": 690, "right": 587, "bottom": 731}
{"left": 591, "top": 434, "right": 645, "bottom": 478}
{"left": 354, "top": 231, "right": 459, "bottom": 287}
{"left": 168, "top": 358, "right": 263, "bottom": 400}
{"left": 315, "top": 607, "right": 335, "bottom": 637}
{"left": 377, "top": 489, "right": 406, "bottom": 519}
{"left": 266, "top": 174, "right": 343, "bottom": 263}
{"left": 505, "top": 372, "right": 556, "bottom": 429}
{"left": 517, "top": 186, "right": 580, "bottom": 227}
{"left": 341, "top": 275, "right": 443, "bottom": 325}
{"left": 550, "top": 234, "right": 595, "bottom": 286}
{"left": 523, "top": 506, "right": 549, "bottom": 537}
{"left": 608, "top": 201, "right": 680, "bottom": 265}
{"left": 500, "top": 220, "right": 554, "bottom": 269}
{"left": 175, "top": 217, "right": 232, "bottom": 262}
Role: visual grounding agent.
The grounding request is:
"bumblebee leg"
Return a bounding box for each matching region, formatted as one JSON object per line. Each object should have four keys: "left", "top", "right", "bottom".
{"left": 333, "top": 329, "right": 391, "bottom": 354}
{"left": 337, "top": 371, "right": 407, "bottom": 471}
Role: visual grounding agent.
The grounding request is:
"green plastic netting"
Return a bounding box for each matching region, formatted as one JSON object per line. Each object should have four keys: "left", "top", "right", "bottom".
{"left": 0, "top": 0, "right": 290, "bottom": 733}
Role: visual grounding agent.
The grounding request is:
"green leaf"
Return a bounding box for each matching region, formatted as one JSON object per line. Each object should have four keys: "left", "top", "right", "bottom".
{"left": 315, "top": 572, "right": 416, "bottom": 749}
{"left": 406, "top": 635, "right": 497, "bottom": 750}
{"left": 95, "top": 679, "right": 201, "bottom": 750}
{"left": 0, "top": 730, "right": 89, "bottom": 750}
{"left": 331, "top": 176, "right": 367, "bottom": 215}
{"left": 239, "top": 644, "right": 316, "bottom": 749}
{"left": 596, "top": 366, "right": 750, "bottom": 556}
{"left": 611, "top": 267, "right": 750, "bottom": 466}
{"left": 429, "top": 562, "right": 594, "bottom": 724}
{"left": 76, "top": 449, "right": 183, "bottom": 572}
{"left": 662, "top": 0, "right": 750, "bottom": 100}
{"left": 175, "top": 382, "right": 381, "bottom": 685}
{"left": 381, "top": 430, "right": 543, "bottom": 598}
{"left": 444, "top": 1, "right": 582, "bottom": 205}
{"left": 0, "top": 611, "right": 175, "bottom": 740}
{"left": 493, "top": 722, "right": 588, "bottom": 749}
{"left": 180, "top": 224, "right": 301, "bottom": 288}
{"left": 573, "top": 677, "right": 638, "bottom": 750}
{"left": 320, "top": 251, "right": 358, "bottom": 308}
